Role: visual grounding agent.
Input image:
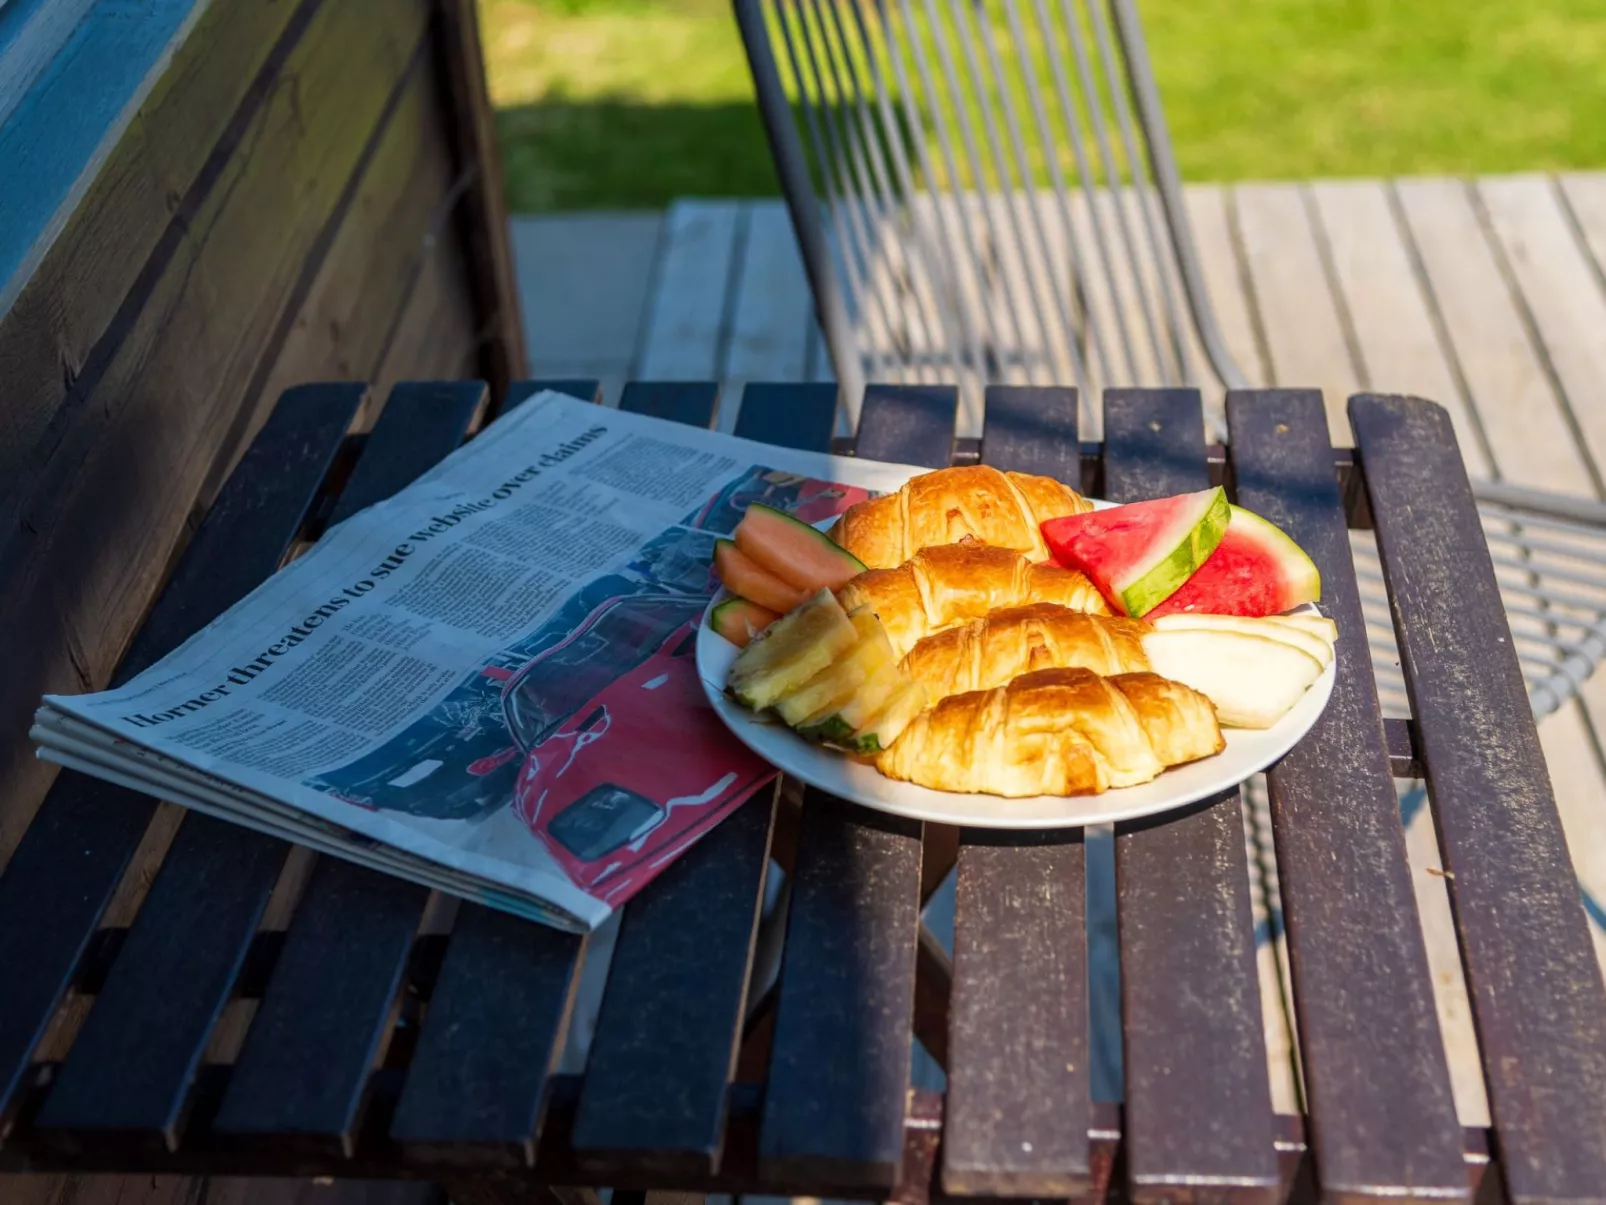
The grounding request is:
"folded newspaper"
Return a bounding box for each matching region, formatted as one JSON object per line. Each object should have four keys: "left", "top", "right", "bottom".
{"left": 32, "top": 391, "right": 919, "bottom": 933}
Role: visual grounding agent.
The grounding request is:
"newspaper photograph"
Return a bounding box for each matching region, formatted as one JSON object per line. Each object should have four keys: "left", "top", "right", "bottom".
{"left": 32, "top": 391, "right": 921, "bottom": 932}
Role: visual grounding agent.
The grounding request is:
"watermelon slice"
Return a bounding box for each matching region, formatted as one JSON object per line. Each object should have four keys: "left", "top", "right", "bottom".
{"left": 1148, "top": 506, "right": 1320, "bottom": 618}
{"left": 734, "top": 502, "right": 866, "bottom": 592}
{"left": 1040, "top": 487, "right": 1230, "bottom": 617}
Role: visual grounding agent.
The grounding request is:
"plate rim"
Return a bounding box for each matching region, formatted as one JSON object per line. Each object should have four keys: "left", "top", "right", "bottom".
{"left": 694, "top": 504, "right": 1337, "bottom": 829}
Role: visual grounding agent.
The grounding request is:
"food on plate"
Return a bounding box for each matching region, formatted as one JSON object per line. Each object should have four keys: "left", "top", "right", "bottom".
{"left": 708, "top": 595, "right": 781, "bottom": 648}
{"left": 734, "top": 502, "right": 867, "bottom": 591}
{"left": 1040, "top": 487, "right": 1231, "bottom": 617}
{"left": 726, "top": 594, "right": 929, "bottom": 752}
{"left": 1146, "top": 506, "right": 1320, "bottom": 618}
{"left": 1264, "top": 612, "right": 1338, "bottom": 643}
{"left": 829, "top": 465, "right": 1093, "bottom": 569}
{"left": 875, "top": 667, "right": 1224, "bottom": 797}
{"left": 728, "top": 588, "right": 858, "bottom": 710}
{"left": 1149, "top": 612, "right": 1333, "bottom": 670}
{"left": 1142, "top": 628, "right": 1324, "bottom": 729}
{"left": 774, "top": 607, "right": 897, "bottom": 727}
{"left": 836, "top": 539, "right": 1109, "bottom": 658}
{"left": 901, "top": 605, "right": 1152, "bottom": 700}
{"left": 714, "top": 540, "right": 807, "bottom": 615}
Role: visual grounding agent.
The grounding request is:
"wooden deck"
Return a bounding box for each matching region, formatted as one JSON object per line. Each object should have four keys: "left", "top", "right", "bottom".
{"left": 512, "top": 174, "right": 1606, "bottom": 1127}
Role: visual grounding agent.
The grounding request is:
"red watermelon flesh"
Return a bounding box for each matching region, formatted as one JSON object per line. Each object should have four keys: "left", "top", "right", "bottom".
{"left": 1040, "top": 487, "right": 1230, "bottom": 617}
{"left": 1148, "top": 505, "right": 1320, "bottom": 617}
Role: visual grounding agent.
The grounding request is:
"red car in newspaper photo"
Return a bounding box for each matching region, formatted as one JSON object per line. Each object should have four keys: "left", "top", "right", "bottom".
{"left": 486, "top": 592, "right": 775, "bottom": 904}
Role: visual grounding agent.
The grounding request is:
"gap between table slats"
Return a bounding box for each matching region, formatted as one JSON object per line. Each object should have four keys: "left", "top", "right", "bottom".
{"left": 213, "top": 381, "right": 500, "bottom": 1154}
{"left": 1351, "top": 393, "right": 1606, "bottom": 1205}
{"left": 0, "top": 383, "right": 364, "bottom": 1130}
{"left": 31, "top": 383, "right": 485, "bottom": 1152}
{"left": 1103, "top": 388, "right": 1280, "bottom": 1203}
{"left": 757, "top": 384, "right": 945, "bottom": 1191}
{"left": 1229, "top": 389, "right": 1468, "bottom": 1201}
{"left": 941, "top": 384, "right": 1090, "bottom": 1198}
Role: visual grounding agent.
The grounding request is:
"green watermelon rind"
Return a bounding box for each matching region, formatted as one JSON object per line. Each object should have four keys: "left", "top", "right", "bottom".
{"left": 1117, "top": 488, "right": 1232, "bottom": 617}
{"left": 1148, "top": 504, "right": 1322, "bottom": 616}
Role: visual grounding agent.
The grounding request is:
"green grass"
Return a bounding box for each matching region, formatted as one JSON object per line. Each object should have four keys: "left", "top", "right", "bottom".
{"left": 480, "top": 0, "right": 1606, "bottom": 212}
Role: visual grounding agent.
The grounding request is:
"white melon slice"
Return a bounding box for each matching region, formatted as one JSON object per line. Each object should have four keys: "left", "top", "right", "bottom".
{"left": 1263, "top": 613, "right": 1339, "bottom": 644}
{"left": 1149, "top": 612, "right": 1333, "bottom": 669}
{"left": 1141, "top": 629, "right": 1324, "bottom": 729}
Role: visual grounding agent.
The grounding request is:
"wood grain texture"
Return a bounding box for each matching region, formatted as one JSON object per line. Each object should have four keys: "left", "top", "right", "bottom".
{"left": 0, "top": 0, "right": 210, "bottom": 315}
{"left": 1229, "top": 390, "right": 1467, "bottom": 1202}
{"left": 434, "top": 0, "right": 529, "bottom": 397}
{"left": 211, "top": 383, "right": 484, "bottom": 1154}
{"left": 0, "top": 0, "right": 435, "bottom": 867}
{"left": 757, "top": 793, "right": 922, "bottom": 1190}
{"left": 719, "top": 201, "right": 814, "bottom": 433}
{"left": 620, "top": 382, "right": 722, "bottom": 426}
{"left": 1351, "top": 394, "right": 1606, "bottom": 1205}
{"left": 1103, "top": 388, "right": 1278, "bottom": 1203}
{"left": 255, "top": 60, "right": 464, "bottom": 415}
{"left": 731, "top": 383, "right": 840, "bottom": 453}
{"left": 943, "top": 830, "right": 1088, "bottom": 1197}
{"left": 389, "top": 903, "right": 584, "bottom": 1161}
{"left": 636, "top": 202, "right": 744, "bottom": 380}
{"left": 854, "top": 384, "right": 956, "bottom": 470}
{"left": 940, "top": 384, "right": 1089, "bottom": 1197}
{"left": 1232, "top": 183, "right": 1358, "bottom": 442}
{"left": 572, "top": 796, "right": 777, "bottom": 1176}
{"left": 0, "top": 0, "right": 99, "bottom": 132}
{"left": 33, "top": 381, "right": 479, "bottom": 1153}
{"left": 0, "top": 383, "right": 360, "bottom": 1123}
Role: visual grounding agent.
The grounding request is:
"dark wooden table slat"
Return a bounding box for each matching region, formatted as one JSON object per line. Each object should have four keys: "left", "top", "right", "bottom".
{"left": 391, "top": 380, "right": 723, "bottom": 1161}
{"left": 34, "top": 382, "right": 484, "bottom": 1150}
{"left": 1351, "top": 393, "right": 1606, "bottom": 1205}
{"left": 212, "top": 380, "right": 505, "bottom": 1153}
{"left": 0, "top": 383, "right": 363, "bottom": 1124}
{"left": 571, "top": 794, "right": 777, "bottom": 1176}
{"left": 1104, "top": 388, "right": 1279, "bottom": 1202}
{"left": 941, "top": 384, "right": 1090, "bottom": 1197}
{"left": 758, "top": 384, "right": 951, "bottom": 1190}
{"left": 504, "top": 379, "right": 603, "bottom": 411}
{"left": 620, "top": 381, "right": 720, "bottom": 425}
{"left": 758, "top": 793, "right": 923, "bottom": 1189}
{"left": 732, "top": 382, "right": 840, "bottom": 453}
{"left": 569, "top": 379, "right": 838, "bottom": 1176}
{"left": 1230, "top": 390, "right": 1466, "bottom": 1200}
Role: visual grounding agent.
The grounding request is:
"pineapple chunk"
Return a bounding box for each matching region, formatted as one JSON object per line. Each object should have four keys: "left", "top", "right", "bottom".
{"left": 843, "top": 678, "right": 928, "bottom": 754}
{"left": 728, "top": 588, "right": 857, "bottom": 711}
{"left": 774, "top": 609, "right": 897, "bottom": 727}
{"left": 796, "top": 660, "right": 903, "bottom": 744}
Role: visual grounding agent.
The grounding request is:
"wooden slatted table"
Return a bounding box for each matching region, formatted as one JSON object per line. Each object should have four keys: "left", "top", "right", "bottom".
{"left": 2, "top": 379, "right": 1603, "bottom": 1205}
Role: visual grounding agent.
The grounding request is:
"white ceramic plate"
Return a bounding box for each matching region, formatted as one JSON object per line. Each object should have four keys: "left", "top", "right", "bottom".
{"left": 695, "top": 508, "right": 1336, "bottom": 828}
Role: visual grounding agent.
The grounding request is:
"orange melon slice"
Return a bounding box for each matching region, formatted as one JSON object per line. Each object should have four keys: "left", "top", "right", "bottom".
{"left": 714, "top": 540, "right": 808, "bottom": 615}
{"left": 709, "top": 596, "right": 781, "bottom": 648}
{"left": 734, "top": 502, "right": 866, "bottom": 592}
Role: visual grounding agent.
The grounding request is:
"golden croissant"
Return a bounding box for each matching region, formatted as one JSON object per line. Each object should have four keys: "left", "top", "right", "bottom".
{"left": 876, "top": 668, "right": 1225, "bottom": 797}
{"left": 836, "top": 540, "right": 1110, "bottom": 658}
{"left": 829, "top": 465, "right": 1094, "bottom": 569}
{"left": 901, "top": 604, "right": 1152, "bottom": 701}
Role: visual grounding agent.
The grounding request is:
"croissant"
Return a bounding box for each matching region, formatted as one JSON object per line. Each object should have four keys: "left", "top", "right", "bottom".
{"left": 901, "top": 604, "right": 1152, "bottom": 701}
{"left": 836, "top": 540, "right": 1110, "bottom": 658}
{"left": 875, "top": 668, "right": 1225, "bottom": 797}
{"left": 830, "top": 465, "right": 1094, "bottom": 569}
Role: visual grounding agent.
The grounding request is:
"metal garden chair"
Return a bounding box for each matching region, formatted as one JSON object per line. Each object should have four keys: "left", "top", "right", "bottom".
{"left": 732, "top": 0, "right": 1606, "bottom": 722}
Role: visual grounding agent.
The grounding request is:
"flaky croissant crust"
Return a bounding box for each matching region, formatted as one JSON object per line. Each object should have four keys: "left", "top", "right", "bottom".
{"left": 829, "top": 466, "right": 1094, "bottom": 568}
{"left": 875, "top": 667, "right": 1225, "bottom": 797}
{"left": 836, "top": 541, "right": 1110, "bottom": 658}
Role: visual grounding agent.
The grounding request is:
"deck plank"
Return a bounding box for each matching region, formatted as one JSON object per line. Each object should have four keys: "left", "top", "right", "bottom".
{"left": 1395, "top": 175, "right": 1606, "bottom": 997}
{"left": 636, "top": 201, "right": 745, "bottom": 381}
{"left": 1301, "top": 179, "right": 1494, "bottom": 1126}
{"left": 1182, "top": 184, "right": 1269, "bottom": 390}
{"left": 1232, "top": 182, "right": 1358, "bottom": 442}
{"left": 512, "top": 213, "right": 663, "bottom": 406}
{"left": 718, "top": 201, "right": 814, "bottom": 434}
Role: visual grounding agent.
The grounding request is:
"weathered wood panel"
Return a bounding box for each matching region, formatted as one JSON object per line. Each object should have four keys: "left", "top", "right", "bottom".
{"left": 0, "top": 0, "right": 520, "bottom": 867}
